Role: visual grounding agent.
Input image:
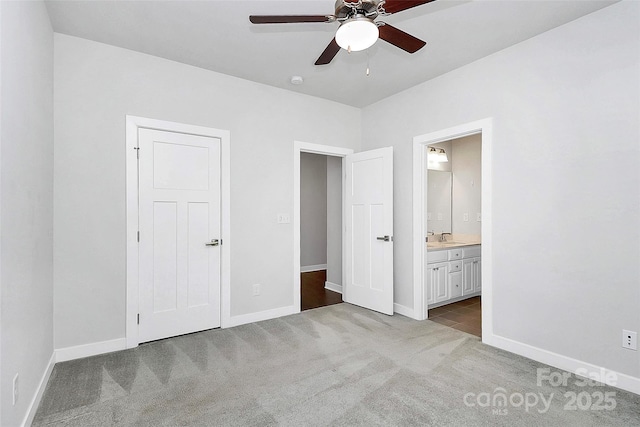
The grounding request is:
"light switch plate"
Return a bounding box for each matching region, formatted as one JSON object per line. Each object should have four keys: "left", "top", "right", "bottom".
{"left": 437, "top": 213, "right": 443, "bottom": 221}
{"left": 277, "top": 213, "right": 290, "bottom": 224}
{"left": 476, "top": 213, "right": 482, "bottom": 222}
{"left": 463, "top": 213, "right": 469, "bottom": 222}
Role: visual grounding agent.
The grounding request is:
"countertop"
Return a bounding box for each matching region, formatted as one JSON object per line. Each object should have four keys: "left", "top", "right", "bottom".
{"left": 426, "top": 236, "right": 481, "bottom": 250}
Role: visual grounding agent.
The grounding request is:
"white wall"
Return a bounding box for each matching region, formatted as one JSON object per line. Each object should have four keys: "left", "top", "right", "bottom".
{"left": 1, "top": 1, "right": 54, "bottom": 425}
{"left": 300, "top": 153, "right": 327, "bottom": 268}
{"left": 326, "top": 156, "right": 342, "bottom": 286}
{"left": 53, "top": 34, "right": 361, "bottom": 349}
{"left": 451, "top": 134, "right": 481, "bottom": 235}
{"left": 362, "top": 1, "right": 639, "bottom": 379}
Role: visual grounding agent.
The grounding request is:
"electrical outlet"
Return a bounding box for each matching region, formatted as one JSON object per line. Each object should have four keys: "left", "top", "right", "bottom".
{"left": 463, "top": 213, "right": 469, "bottom": 222}
{"left": 13, "top": 373, "right": 18, "bottom": 405}
{"left": 622, "top": 330, "right": 637, "bottom": 350}
{"left": 252, "top": 284, "right": 261, "bottom": 296}
{"left": 437, "top": 213, "right": 443, "bottom": 221}
{"left": 476, "top": 213, "right": 482, "bottom": 222}
{"left": 277, "top": 214, "right": 290, "bottom": 224}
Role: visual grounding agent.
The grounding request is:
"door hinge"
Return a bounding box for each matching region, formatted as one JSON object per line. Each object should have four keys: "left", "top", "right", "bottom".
{"left": 137, "top": 313, "right": 140, "bottom": 324}
{"left": 137, "top": 231, "right": 140, "bottom": 242}
{"left": 134, "top": 146, "right": 140, "bottom": 159}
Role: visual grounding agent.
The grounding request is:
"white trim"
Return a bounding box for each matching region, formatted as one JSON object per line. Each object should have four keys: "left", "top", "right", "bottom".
{"left": 226, "top": 305, "right": 298, "bottom": 328}
{"left": 21, "top": 353, "right": 55, "bottom": 427}
{"left": 294, "top": 141, "right": 353, "bottom": 313}
{"left": 55, "top": 338, "right": 127, "bottom": 363}
{"left": 393, "top": 303, "right": 415, "bottom": 319}
{"left": 324, "top": 281, "right": 342, "bottom": 294}
{"left": 485, "top": 334, "right": 640, "bottom": 396}
{"left": 412, "top": 119, "right": 493, "bottom": 336}
{"left": 125, "top": 115, "right": 231, "bottom": 348}
{"left": 301, "top": 264, "right": 327, "bottom": 273}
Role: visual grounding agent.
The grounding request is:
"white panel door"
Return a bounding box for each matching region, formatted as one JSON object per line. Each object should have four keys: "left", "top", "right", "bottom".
{"left": 344, "top": 147, "right": 393, "bottom": 315}
{"left": 138, "top": 128, "right": 221, "bottom": 343}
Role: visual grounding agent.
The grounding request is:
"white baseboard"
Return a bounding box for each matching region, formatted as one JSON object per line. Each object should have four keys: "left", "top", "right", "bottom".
{"left": 55, "top": 338, "right": 127, "bottom": 363}
{"left": 22, "top": 352, "right": 56, "bottom": 427}
{"left": 324, "top": 281, "right": 342, "bottom": 294}
{"left": 226, "top": 305, "right": 299, "bottom": 328}
{"left": 393, "top": 303, "right": 416, "bottom": 319}
{"left": 300, "top": 264, "right": 327, "bottom": 273}
{"left": 484, "top": 333, "right": 640, "bottom": 396}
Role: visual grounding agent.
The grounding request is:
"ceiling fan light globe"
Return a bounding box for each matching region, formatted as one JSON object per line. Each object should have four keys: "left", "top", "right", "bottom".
{"left": 335, "top": 18, "right": 379, "bottom": 52}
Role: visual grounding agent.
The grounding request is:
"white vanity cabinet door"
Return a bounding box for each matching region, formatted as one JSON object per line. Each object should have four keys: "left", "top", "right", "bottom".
{"left": 449, "top": 271, "right": 463, "bottom": 298}
{"left": 427, "top": 262, "right": 449, "bottom": 304}
{"left": 473, "top": 258, "right": 482, "bottom": 293}
{"left": 463, "top": 257, "right": 481, "bottom": 296}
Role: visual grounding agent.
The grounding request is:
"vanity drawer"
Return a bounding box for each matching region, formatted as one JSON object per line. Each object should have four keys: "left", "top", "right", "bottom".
{"left": 462, "top": 245, "right": 481, "bottom": 258}
{"left": 448, "top": 248, "right": 462, "bottom": 260}
{"left": 449, "top": 261, "right": 462, "bottom": 273}
{"left": 427, "top": 250, "right": 448, "bottom": 264}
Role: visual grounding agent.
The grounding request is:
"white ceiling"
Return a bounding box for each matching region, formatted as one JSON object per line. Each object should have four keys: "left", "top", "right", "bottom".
{"left": 45, "top": 0, "right": 616, "bottom": 107}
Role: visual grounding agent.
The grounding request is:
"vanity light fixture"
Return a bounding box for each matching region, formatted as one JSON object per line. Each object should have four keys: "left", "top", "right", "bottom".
{"left": 428, "top": 147, "right": 449, "bottom": 163}
{"left": 437, "top": 148, "right": 448, "bottom": 162}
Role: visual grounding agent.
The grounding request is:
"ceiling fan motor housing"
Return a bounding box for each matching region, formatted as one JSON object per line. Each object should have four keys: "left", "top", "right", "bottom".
{"left": 335, "top": 0, "right": 380, "bottom": 20}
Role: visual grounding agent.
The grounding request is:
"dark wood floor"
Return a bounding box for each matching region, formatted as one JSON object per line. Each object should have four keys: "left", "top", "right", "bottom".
{"left": 301, "top": 270, "right": 342, "bottom": 311}
{"left": 428, "top": 296, "right": 481, "bottom": 337}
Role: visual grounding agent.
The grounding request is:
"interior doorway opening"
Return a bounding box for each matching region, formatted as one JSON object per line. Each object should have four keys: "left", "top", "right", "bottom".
{"left": 412, "top": 118, "right": 493, "bottom": 342}
{"left": 293, "top": 142, "right": 353, "bottom": 313}
{"left": 425, "top": 134, "right": 482, "bottom": 337}
{"left": 300, "top": 152, "right": 343, "bottom": 311}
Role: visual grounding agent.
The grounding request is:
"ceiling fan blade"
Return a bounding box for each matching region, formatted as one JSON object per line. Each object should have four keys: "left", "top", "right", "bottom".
{"left": 382, "top": 0, "right": 437, "bottom": 15}
{"left": 378, "top": 24, "right": 426, "bottom": 53}
{"left": 315, "top": 38, "right": 341, "bottom": 65}
{"left": 249, "top": 15, "right": 334, "bottom": 24}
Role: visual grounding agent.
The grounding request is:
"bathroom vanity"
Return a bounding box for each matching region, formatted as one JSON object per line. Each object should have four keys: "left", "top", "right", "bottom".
{"left": 425, "top": 243, "right": 481, "bottom": 308}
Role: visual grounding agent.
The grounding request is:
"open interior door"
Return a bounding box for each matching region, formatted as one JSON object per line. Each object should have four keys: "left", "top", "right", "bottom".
{"left": 344, "top": 147, "right": 394, "bottom": 315}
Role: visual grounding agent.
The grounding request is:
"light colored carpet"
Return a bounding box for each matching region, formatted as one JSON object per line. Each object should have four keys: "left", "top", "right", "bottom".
{"left": 33, "top": 303, "right": 639, "bottom": 426}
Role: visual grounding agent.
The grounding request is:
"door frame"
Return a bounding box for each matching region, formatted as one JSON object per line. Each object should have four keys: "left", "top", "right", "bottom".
{"left": 412, "top": 118, "right": 493, "bottom": 341}
{"left": 125, "top": 115, "right": 230, "bottom": 348}
{"left": 293, "top": 141, "right": 353, "bottom": 311}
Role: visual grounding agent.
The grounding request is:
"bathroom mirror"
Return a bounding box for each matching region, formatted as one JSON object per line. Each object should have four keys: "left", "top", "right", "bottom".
{"left": 426, "top": 170, "right": 452, "bottom": 234}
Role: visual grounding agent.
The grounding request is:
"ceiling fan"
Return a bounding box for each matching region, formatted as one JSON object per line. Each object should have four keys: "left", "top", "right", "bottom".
{"left": 250, "top": 0, "right": 435, "bottom": 65}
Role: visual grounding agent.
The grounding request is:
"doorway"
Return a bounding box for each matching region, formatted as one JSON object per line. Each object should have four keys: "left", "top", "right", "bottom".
{"left": 412, "top": 119, "right": 493, "bottom": 342}
{"left": 293, "top": 142, "right": 353, "bottom": 312}
{"left": 300, "top": 152, "right": 343, "bottom": 311}
{"left": 425, "top": 134, "right": 482, "bottom": 337}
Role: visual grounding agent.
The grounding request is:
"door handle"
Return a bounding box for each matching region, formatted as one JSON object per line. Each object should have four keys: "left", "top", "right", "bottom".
{"left": 205, "top": 239, "right": 220, "bottom": 246}
{"left": 376, "top": 235, "right": 392, "bottom": 242}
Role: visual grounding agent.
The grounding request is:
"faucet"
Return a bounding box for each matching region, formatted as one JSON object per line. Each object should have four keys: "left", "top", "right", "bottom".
{"left": 440, "top": 232, "right": 452, "bottom": 242}
{"left": 426, "top": 230, "right": 435, "bottom": 242}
